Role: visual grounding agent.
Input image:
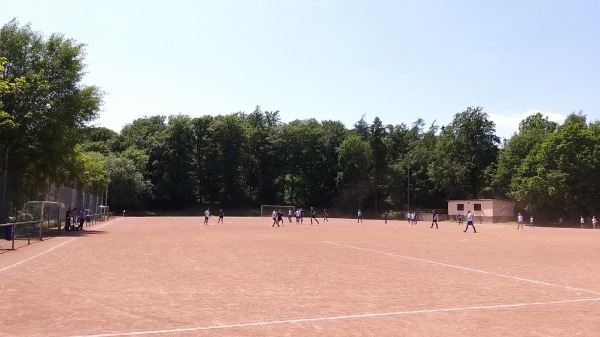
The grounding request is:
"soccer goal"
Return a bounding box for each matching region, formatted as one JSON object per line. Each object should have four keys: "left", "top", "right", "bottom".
{"left": 97, "top": 205, "right": 110, "bottom": 221}
{"left": 16, "top": 200, "right": 65, "bottom": 240}
{"left": 260, "top": 205, "right": 295, "bottom": 217}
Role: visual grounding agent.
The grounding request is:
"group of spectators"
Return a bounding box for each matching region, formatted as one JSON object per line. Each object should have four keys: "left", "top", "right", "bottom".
{"left": 64, "top": 208, "right": 89, "bottom": 231}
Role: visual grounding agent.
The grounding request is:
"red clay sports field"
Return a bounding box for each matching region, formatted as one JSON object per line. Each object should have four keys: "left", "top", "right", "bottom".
{"left": 1, "top": 216, "right": 599, "bottom": 336}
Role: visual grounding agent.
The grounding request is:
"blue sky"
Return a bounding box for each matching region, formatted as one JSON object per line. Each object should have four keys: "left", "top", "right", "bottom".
{"left": 2, "top": 0, "right": 599, "bottom": 139}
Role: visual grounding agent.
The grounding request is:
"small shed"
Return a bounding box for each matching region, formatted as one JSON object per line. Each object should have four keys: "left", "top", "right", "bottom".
{"left": 448, "top": 199, "right": 514, "bottom": 223}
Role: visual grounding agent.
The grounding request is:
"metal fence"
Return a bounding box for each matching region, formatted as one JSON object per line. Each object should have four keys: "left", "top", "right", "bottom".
{"left": 0, "top": 168, "right": 104, "bottom": 223}
{"left": 0, "top": 168, "right": 107, "bottom": 251}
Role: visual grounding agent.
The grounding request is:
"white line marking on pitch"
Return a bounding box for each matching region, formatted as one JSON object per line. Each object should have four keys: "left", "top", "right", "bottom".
{"left": 324, "top": 241, "right": 600, "bottom": 296}
{"left": 0, "top": 218, "right": 121, "bottom": 274}
{"left": 64, "top": 297, "right": 600, "bottom": 337}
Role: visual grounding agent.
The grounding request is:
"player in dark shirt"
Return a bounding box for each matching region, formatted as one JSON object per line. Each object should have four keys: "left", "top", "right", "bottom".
{"left": 310, "top": 207, "right": 320, "bottom": 225}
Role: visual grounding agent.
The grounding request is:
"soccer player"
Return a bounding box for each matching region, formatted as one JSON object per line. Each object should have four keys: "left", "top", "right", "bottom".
{"left": 288, "top": 209, "right": 293, "bottom": 223}
{"left": 204, "top": 208, "right": 210, "bottom": 225}
{"left": 295, "top": 209, "right": 301, "bottom": 224}
{"left": 430, "top": 211, "right": 438, "bottom": 229}
{"left": 310, "top": 207, "right": 320, "bottom": 225}
{"left": 357, "top": 209, "right": 363, "bottom": 223}
{"left": 529, "top": 215, "right": 534, "bottom": 228}
{"left": 463, "top": 210, "right": 477, "bottom": 233}
{"left": 516, "top": 213, "right": 523, "bottom": 229}
{"left": 384, "top": 210, "right": 389, "bottom": 224}
{"left": 580, "top": 216, "right": 585, "bottom": 229}
{"left": 457, "top": 213, "right": 463, "bottom": 226}
{"left": 65, "top": 208, "right": 72, "bottom": 231}
{"left": 300, "top": 208, "right": 305, "bottom": 224}
{"left": 272, "top": 210, "right": 279, "bottom": 227}
{"left": 217, "top": 208, "right": 224, "bottom": 223}
{"left": 78, "top": 208, "right": 85, "bottom": 230}
{"left": 323, "top": 209, "right": 329, "bottom": 222}
{"left": 593, "top": 216, "right": 597, "bottom": 229}
{"left": 277, "top": 209, "right": 285, "bottom": 226}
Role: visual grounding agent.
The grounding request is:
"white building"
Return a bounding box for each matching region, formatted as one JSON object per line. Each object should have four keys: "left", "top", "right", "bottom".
{"left": 447, "top": 199, "right": 515, "bottom": 223}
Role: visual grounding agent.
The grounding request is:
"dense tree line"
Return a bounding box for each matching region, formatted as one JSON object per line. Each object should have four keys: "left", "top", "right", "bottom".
{"left": 2, "top": 20, "right": 600, "bottom": 223}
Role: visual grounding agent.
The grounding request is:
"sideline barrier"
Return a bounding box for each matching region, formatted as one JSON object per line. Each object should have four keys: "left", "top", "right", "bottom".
{"left": 0, "top": 213, "right": 110, "bottom": 251}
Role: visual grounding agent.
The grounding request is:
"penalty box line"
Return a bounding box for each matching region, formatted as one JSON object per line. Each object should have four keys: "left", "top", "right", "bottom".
{"left": 64, "top": 297, "right": 600, "bottom": 337}
{"left": 324, "top": 241, "right": 600, "bottom": 296}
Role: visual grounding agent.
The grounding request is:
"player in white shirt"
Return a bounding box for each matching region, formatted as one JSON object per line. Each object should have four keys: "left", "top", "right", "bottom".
{"left": 463, "top": 210, "right": 477, "bottom": 233}
{"left": 516, "top": 213, "right": 523, "bottom": 229}
{"left": 204, "top": 209, "right": 210, "bottom": 225}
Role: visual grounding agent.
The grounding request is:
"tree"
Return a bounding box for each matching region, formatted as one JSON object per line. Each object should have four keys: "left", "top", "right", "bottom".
{"left": 336, "top": 134, "right": 373, "bottom": 209}
{"left": 150, "top": 115, "right": 196, "bottom": 209}
{"left": 191, "top": 115, "right": 216, "bottom": 204}
{"left": 511, "top": 115, "right": 600, "bottom": 220}
{"left": 318, "top": 120, "right": 347, "bottom": 205}
{"left": 0, "top": 56, "right": 25, "bottom": 132}
{"left": 74, "top": 148, "right": 108, "bottom": 195}
{"left": 209, "top": 115, "right": 248, "bottom": 204}
{"left": 492, "top": 113, "right": 556, "bottom": 198}
{"left": 105, "top": 154, "right": 151, "bottom": 210}
{"left": 429, "top": 107, "right": 500, "bottom": 199}
{"left": 0, "top": 20, "right": 103, "bottom": 187}
{"left": 243, "top": 107, "right": 281, "bottom": 205}
{"left": 369, "top": 117, "right": 387, "bottom": 212}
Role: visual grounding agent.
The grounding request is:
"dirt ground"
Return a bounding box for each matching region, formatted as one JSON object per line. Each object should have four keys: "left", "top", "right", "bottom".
{"left": 1, "top": 216, "right": 599, "bottom": 337}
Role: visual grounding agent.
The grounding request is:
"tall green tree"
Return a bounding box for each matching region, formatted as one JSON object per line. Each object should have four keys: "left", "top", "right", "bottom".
{"left": 243, "top": 107, "right": 281, "bottom": 205}
{"left": 105, "top": 154, "right": 151, "bottom": 211}
{"left": 511, "top": 114, "right": 600, "bottom": 220}
{"left": 0, "top": 20, "right": 103, "bottom": 186}
{"left": 151, "top": 115, "right": 196, "bottom": 209}
{"left": 369, "top": 117, "right": 387, "bottom": 212}
{"left": 209, "top": 114, "right": 248, "bottom": 204}
{"left": 492, "top": 113, "right": 557, "bottom": 198}
{"left": 191, "top": 115, "right": 216, "bottom": 204}
{"left": 336, "top": 133, "right": 373, "bottom": 209}
{"left": 429, "top": 107, "right": 500, "bottom": 199}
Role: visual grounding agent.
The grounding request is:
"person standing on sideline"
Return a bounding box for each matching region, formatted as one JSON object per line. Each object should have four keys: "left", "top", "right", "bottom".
{"left": 457, "top": 214, "right": 463, "bottom": 226}
{"left": 384, "top": 210, "right": 389, "bottom": 224}
{"left": 529, "top": 215, "right": 534, "bottom": 228}
{"left": 357, "top": 209, "right": 363, "bottom": 223}
{"left": 78, "top": 208, "right": 85, "bottom": 230}
{"left": 65, "top": 208, "right": 72, "bottom": 231}
{"left": 310, "top": 207, "right": 320, "bottom": 225}
{"left": 581, "top": 216, "right": 585, "bottom": 229}
{"left": 323, "top": 209, "right": 329, "bottom": 222}
{"left": 217, "top": 208, "right": 224, "bottom": 223}
{"left": 272, "top": 210, "right": 279, "bottom": 227}
{"left": 204, "top": 208, "right": 210, "bottom": 225}
{"left": 516, "top": 213, "right": 524, "bottom": 229}
{"left": 430, "top": 211, "right": 438, "bottom": 229}
{"left": 592, "top": 216, "right": 597, "bottom": 230}
{"left": 464, "top": 210, "right": 477, "bottom": 233}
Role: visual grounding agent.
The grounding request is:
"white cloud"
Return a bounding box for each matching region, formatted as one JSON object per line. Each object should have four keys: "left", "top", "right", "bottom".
{"left": 489, "top": 110, "right": 566, "bottom": 139}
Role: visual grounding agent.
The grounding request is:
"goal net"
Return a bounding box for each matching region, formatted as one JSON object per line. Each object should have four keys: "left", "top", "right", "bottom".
{"left": 260, "top": 205, "right": 295, "bottom": 217}
{"left": 16, "top": 201, "right": 65, "bottom": 239}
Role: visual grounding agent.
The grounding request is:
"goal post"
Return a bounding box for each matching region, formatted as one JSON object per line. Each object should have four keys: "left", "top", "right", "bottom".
{"left": 17, "top": 201, "right": 65, "bottom": 239}
{"left": 260, "top": 205, "right": 295, "bottom": 217}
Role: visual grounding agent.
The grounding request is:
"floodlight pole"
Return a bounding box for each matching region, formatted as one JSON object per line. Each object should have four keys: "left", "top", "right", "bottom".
{"left": 407, "top": 166, "right": 410, "bottom": 213}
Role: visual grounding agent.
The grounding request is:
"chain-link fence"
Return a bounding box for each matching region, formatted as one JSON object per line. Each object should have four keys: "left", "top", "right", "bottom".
{"left": 0, "top": 168, "right": 107, "bottom": 251}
